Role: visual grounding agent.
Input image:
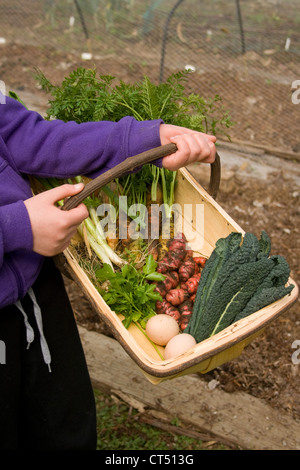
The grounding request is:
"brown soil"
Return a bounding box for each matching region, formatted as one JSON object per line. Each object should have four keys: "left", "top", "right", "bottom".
{"left": 1, "top": 42, "right": 299, "bottom": 423}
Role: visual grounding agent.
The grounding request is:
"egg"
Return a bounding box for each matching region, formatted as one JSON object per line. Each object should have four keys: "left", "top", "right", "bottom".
{"left": 164, "top": 333, "right": 197, "bottom": 360}
{"left": 145, "top": 314, "right": 180, "bottom": 346}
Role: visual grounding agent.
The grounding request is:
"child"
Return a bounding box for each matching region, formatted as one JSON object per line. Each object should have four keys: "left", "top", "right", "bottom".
{"left": 0, "top": 93, "right": 216, "bottom": 450}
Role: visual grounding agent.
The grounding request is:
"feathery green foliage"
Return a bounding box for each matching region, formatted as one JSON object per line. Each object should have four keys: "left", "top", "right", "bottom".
{"left": 35, "top": 66, "right": 233, "bottom": 135}
{"left": 35, "top": 66, "right": 233, "bottom": 222}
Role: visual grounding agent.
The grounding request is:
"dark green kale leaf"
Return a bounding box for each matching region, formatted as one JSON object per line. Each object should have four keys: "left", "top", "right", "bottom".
{"left": 257, "top": 230, "right": 271, "bottom": 258}
{"left": 235, "top": 254, "right": 294, "bottom": 320}
{"left": 235, "top": 284, "right": 294, "bottom": 321}
{"left": 186, "top": 230, "right": 294, "bottom": 343}
{"left": 195, "top": 256, "right": 275, "bottom": 342}
{"left": 185, "top": 231, "right": 242, "bottom": 338}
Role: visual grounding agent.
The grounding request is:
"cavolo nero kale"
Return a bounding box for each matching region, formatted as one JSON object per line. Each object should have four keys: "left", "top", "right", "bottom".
{"left": 185, "top": 231, "right": 294, "bottom": 343}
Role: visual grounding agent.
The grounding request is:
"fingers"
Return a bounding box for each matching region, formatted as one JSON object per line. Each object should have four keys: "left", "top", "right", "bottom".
{"left": 44, "top": 182, "right": 85, "bottom": 204}
{"left": 162, "top": 132, "right": 216, "bottom": 171}
{"left": 67, "top": 202, "right": 89, "bottom": 226}
{"left": 45, "top": 183, "right": 89, "bottom": 223}
{"left": 24, "top": 184, "right": 89, "bottom": 257}
{"left": 159, "top": 123, "right": 216, "bottom": 171}
{"left": 159, "top": 123, "right": 216, "bottom": 144}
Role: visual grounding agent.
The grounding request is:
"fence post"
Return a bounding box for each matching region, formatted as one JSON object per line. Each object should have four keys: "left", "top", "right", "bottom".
{"left": 159, "top": 0, "right": 185, "bottom": 83}
{"left": 236, "top": 0, "right": 246, "bottom": 54}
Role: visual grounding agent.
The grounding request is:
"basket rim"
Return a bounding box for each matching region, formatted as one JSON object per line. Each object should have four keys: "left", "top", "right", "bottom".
{"left": 64, "top": 247, "right": 299, "bottom": 379}
{"left": 62, "top": 167, "right": 299, "bottom": 379}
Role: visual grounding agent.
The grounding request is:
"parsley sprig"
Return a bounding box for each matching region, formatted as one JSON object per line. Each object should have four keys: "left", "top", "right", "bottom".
{"left": 96, "top": 254, "right": 165, "bottom": 329}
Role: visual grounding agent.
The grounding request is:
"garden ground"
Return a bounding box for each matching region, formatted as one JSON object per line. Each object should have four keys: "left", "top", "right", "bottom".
{"left": 1, "top": 42, "right": 299, "bottom": 448}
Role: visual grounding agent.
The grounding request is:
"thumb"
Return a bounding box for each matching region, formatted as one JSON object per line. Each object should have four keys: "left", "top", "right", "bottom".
{"left": 45, "top": 183, "right": 85, "bottom": 205}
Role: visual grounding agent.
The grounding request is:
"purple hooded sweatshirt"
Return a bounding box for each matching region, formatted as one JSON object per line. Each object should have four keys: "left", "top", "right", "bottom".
{"left": 0, "top": 94, "right": 163, "bottom": 309}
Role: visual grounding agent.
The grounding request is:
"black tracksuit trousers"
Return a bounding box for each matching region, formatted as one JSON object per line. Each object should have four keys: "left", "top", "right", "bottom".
{"left": 0, "top": 258, "right": 97, "bottom": 450}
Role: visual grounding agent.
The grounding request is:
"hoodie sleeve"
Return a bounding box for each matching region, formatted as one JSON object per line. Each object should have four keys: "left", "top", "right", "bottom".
{"left": 0, "top": 95, "right": 163, "bottom": 179}
{"left": 0, "top": 200, "right": 33, "bottom": 267}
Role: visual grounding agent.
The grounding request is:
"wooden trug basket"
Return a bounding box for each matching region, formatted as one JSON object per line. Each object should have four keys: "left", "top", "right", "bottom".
{"left": 58, "top": 145, "right": 299, "bottom": 384}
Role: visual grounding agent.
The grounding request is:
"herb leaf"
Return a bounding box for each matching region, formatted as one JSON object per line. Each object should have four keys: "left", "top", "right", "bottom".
{"left": 142, "top": 253, "right": 157, "bottom": 276}
{"left": 95, "top": 255, "right": 163, "bottom": 328}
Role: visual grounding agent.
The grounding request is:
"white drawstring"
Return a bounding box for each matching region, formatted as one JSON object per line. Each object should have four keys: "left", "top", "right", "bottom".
{"left": 15, "top": 300, "right": 34, "bottom": 349}
{"left": 15, "top": 288, "right": 52, "bottom": 372}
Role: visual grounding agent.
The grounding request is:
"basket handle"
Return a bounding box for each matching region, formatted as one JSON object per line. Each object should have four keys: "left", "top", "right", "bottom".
{"left": 62, "top": 143, "right": 221, "bottom": 211}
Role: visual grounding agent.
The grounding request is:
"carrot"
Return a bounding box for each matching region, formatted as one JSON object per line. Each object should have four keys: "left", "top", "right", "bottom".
{"left": 180, "top": 282, "right": 188, "bottom": 291}
{"left": 193, "top": 256, "right": 207, "bottom": 268}
{"left": 185, "top": 272, "right": 201, "bottom": 294}
{"left": 164, "top": 271, "right": 180, "bottom": 290}
{"left": 178, "top": 258, "right": 197, "bottom": 282}
{"left": 180, "top": 317, "right": 190, "bottom": 331}
{"left": 164, "top": 305, "right": 181, "bottom": 323}
{"left": 157, "top": 233, "right": 188, "bottom": 272}
{"left": 167, "top": 233, "right": 186, "bottom": 252}
{"left": 157, "top": 250, "right": 186, "bottom": 273}
{"left": 156, "top": 299, "right": 169, "bottom": 314}
{"left": 179, "top": 299, "right": 193, "bottom": 331}
{"left": 148, "top": 243, "right": 159, "bottom": 261}
{"left": 179, "top": 299, "right": 193, "bottom": 315}
{"left": 166, "top": 288, "right": 189, "bottom": 306}
{"left": 155, "top": 299, "right": 181, "bottom": 323}
{"left": 154, "top": 282, "right": 167, "bottom": 298}
{"left": 184, "top": 249, "right": 193, "bottom": 260}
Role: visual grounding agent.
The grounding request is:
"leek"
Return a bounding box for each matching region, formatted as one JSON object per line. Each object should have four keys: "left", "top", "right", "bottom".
{"left": 87, "top": 207, "right": 125, "bottom": 268}
{"left": 35, "top": 176, "right": 125, "bottom": 270}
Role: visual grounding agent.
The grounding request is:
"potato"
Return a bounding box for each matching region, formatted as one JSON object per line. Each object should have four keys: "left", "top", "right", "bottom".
{"left": 146, "top": 314, "right": 180, "bottom": 346}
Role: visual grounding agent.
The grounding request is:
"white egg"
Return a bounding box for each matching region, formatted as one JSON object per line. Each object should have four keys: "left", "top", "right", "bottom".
{"left": 145, "top": 314, "right": 180, "bottom": 346}
{"left": 164, "top": 333, "right": 197, "bottom": 360}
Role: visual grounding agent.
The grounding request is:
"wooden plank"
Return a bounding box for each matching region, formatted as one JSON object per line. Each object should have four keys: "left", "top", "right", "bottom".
{"left": 78, "top": 326, "right": 300, "bottom": 450}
